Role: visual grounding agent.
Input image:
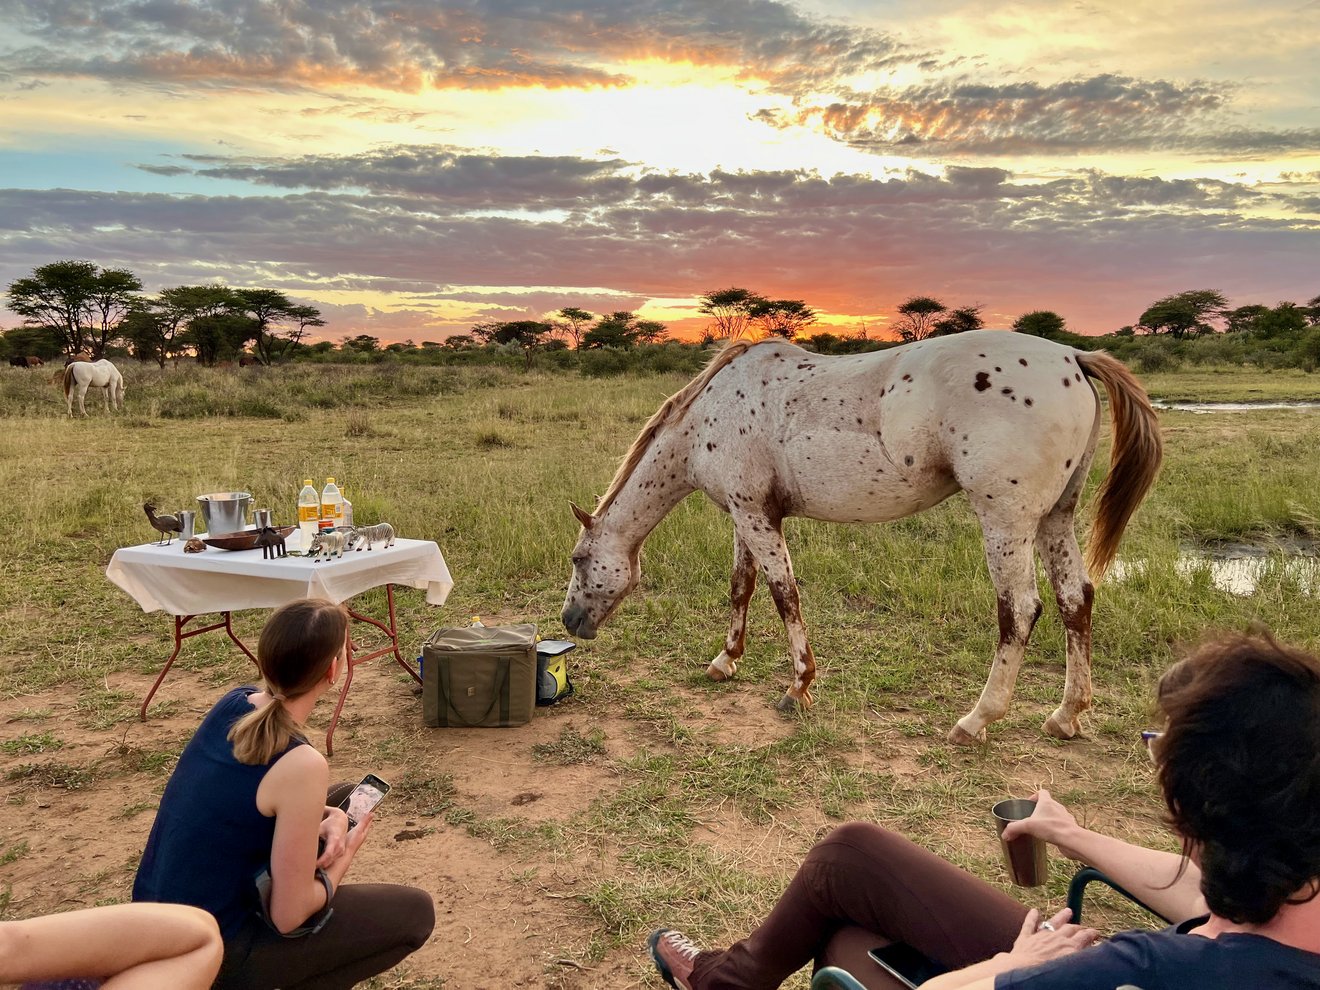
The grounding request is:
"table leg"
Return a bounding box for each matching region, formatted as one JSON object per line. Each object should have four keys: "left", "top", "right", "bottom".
{"left": 327, "top": 584, "right": 421, "bottom": 756}
{"left": 325, "top": 629, "right": 358, "bottom": 758}
{"left": 139, "top": 612, "right": 257, "bottom": 721}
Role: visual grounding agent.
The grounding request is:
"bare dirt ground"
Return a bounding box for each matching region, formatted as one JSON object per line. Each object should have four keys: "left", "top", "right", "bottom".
{"left": 1, "top": 620, "right": 849, "bottom": 989}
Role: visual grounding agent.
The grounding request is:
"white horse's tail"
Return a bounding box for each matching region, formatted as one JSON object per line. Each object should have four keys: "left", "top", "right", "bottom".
{"left": 1076, "top": 350, "right": 1163, "bottom": 580}
{"left": 62, "top": 364, "right": 74, "bottom": 399}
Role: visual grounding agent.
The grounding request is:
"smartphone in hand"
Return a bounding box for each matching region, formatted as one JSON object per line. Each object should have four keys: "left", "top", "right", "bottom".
{"left": 337, "top": 773, "right": 391, "bottom": 830}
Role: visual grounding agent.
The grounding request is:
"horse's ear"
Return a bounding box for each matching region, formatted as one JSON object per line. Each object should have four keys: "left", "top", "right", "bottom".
{"left": 570, "top": 501, "right": 594, "bottom": 530}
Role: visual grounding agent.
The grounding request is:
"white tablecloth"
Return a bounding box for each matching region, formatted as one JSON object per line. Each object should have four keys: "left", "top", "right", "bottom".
{"left": 106, "top": 536, "right": 453, "bottom": 615}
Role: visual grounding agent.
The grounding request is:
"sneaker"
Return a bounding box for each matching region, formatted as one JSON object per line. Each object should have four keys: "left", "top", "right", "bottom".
{"left": 648, "top": 928, "right": 701, "bottom": 990}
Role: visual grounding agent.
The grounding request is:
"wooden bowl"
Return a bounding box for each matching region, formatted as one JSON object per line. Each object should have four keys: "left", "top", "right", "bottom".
{"left": 203, "top": 525, "right": 296, "bottom": 551}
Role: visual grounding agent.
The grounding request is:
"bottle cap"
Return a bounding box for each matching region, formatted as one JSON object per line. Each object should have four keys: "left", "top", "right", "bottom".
{"left": 303, "top": 479, "right": 313, "bottom": 486}
{"left": 326, "top": 477, "right": 336, "bottom": 484}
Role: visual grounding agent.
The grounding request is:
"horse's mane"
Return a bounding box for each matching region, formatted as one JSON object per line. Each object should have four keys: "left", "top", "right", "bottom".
{"left": 593, "top": 339, "right": 758, "bottom": 516}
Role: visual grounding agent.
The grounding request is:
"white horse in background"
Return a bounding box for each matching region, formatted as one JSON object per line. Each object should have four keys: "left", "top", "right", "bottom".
{"left": 561, "top": 332, "right": 1163, "bottom": 744}
{"left": 63, "top": 359, "right": 125, "bottom": 417}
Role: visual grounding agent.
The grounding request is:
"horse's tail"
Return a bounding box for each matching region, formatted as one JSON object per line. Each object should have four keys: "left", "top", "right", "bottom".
{"left": 62, "top": 364, "right": 74, "bottom": 399}
{"left": 1076, "top": 350, "right": 1163, "bottom": 581}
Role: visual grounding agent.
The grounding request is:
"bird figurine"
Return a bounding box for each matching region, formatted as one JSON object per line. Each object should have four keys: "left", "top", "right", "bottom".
{"left": 143, "top": 502, "right": 182, "bottom": 545}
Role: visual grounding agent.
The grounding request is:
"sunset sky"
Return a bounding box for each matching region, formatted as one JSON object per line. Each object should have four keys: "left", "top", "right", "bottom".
{"left": 1, "top": 0, "right": 1318, "bottom": 342}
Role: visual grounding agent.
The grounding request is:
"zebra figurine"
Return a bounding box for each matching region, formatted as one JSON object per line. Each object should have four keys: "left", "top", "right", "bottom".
{"left": 348, "top": 522, "right": 395, "bottom": 551}
{"left": 307, "top": 529, "right": 350, "bottom": 562}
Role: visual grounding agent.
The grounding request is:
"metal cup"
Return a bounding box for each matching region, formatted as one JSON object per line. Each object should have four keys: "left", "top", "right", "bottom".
{"left": 993, "top": 798, "right": 1048, "bottom": 886}
{"left": 177, "top": 510, "right": 196, "bottom": 543}
{"left": 253, "top": 508, "right": 273, "bottom": 529}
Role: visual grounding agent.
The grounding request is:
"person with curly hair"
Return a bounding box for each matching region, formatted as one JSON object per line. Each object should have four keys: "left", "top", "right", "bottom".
{"left": 650, "top": 632, "right": 1320, "bottom": 989}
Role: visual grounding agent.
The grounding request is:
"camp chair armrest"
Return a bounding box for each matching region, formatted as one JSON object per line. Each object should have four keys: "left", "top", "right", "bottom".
{"left": 812, "top": 966, "right": 870, "bottom": 990}
{"left": 1066, "top": 865, "right": 1173, "bottom": 925}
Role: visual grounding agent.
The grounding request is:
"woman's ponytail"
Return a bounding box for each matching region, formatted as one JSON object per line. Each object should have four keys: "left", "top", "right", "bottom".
{"left": 227, "top": 598, "right": 348, "bottom": 765}
{"left": 228, "top": 695, "right": 301, "bottom": 765}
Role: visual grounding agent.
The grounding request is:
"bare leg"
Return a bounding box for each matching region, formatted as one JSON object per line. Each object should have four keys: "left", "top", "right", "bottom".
{"left": 709, "top": 533, "right": 757, "bottom": 680}
{"left": 949, "top": 513, "right": 1041, "bottom": 745}
{"left": 1036, "top": 509, "right": 1095, "bottom": 739}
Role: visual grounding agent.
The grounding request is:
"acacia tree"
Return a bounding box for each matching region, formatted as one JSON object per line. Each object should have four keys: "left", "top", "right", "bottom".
{"left": 891, "top": 296, "right": 947, "bottom": 342}
{"left": 230, "top": 288, "right": 323, "bottom": 365}
{"left": 932, "top": 304, "right": 984, "bottom": 336}
{"left": 634, "top": 319, "right": 669, "bottom": 344}
{"left": 582, "top": 311, "right": 649, "bottom": 349}
{"left": 7, "top": 260, "right": 109, "bottom": 356}
{"left": 749, "top": 298, "right": 817, "bottom": 339}
{"left": 1012, "top": 310, "right": 1068, "bottom": 339}
{"left": 555, "top": 307, "right": 593, "bottom": 348}
{"left": 173, "top": 286, "right": 244, "bottom": 365}
{"left": 698, "top": 287, "right": 765, "bottom": 339}
{"left": 84, "top": 267, "right": 145, "bottom": 358}
{"left": 1137, "top": 289, "right": 1228, "bottom": 338}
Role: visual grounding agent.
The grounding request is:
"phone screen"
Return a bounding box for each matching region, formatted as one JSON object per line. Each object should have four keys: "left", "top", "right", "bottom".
{"left": 867, "top": 944, "right": 945, "bottom": 988}
{"left": 338, "top": 773, "right": 390, "bottom": 829}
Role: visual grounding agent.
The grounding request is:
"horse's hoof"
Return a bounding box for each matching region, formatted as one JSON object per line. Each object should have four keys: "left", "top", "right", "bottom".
{"left": 707, "top": 652, "right": 737, "bottom": 681}
{"left": 776, "top": 691, "right": 811, "bottom": 713}
{"left": 947, "top": 724, "right": 986, "bottom": 746}
{"left": 1043, "top": 713, "right": 1081, "bottom": 740}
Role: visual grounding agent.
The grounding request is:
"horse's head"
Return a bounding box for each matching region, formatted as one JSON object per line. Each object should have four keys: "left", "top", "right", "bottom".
{"left": 560, "top": 502, "right": 640, "bottom": 640}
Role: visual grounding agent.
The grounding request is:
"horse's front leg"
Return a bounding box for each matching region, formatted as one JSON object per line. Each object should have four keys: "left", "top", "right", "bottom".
{"left": 733, "top": 513, "right": 816, "bottom": 711}
{"left": 949, "top": 517, "right": 1041, "bottom": 745}
{"left": 708, "top": 532, "right": 757, "bottom": 681}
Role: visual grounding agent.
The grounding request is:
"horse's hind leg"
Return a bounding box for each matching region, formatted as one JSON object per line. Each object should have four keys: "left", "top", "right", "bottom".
{"left": 1036, "top": 508, "right": 1095, "bottom": 739}
{"left": 709, "top": 532, "right": 757, "bottom": 681}
{"left": 77, "top": 383, "right": 89, "bottom": 417}
{"left": 950, "top": 514, "right": 1042, "bottom": 745}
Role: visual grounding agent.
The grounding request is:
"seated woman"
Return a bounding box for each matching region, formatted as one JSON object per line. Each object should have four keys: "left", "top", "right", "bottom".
{"left": 650, "top": 631, "right": 1320, "bottom": 989}
{"left": 1, "top": 901, "right": 221, "bottom": 989}
{"left": 133, "top": 598, "right": 434, "bottom": 990}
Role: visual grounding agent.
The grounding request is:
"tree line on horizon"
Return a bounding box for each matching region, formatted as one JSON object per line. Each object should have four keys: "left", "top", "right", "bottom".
{"left": 3, "top": 260, "right": 1319, "bottom": 370}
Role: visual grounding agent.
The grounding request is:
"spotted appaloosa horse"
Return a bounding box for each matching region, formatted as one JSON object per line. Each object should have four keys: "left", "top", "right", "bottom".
{"left": 62, "top": 359, "right": 125, "bottom": 416}
{"left": 561, "top": 331, "right": 1163, "bottom": 744}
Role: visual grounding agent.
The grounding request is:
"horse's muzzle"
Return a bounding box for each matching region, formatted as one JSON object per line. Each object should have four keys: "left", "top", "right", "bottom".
{"left": 560, "top": 604, "right": 597, "bottom": 640}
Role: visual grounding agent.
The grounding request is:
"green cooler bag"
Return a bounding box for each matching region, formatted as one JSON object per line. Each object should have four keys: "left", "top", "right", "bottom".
{"left": 422, "top": 623, "right": 537, "bottom": 728}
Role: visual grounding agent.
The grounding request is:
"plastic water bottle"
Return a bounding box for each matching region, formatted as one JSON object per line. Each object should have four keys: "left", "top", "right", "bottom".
{"left": 297, "top": 479, "right": 319, "bottom": 550}
{"left": 320, "top": 477, "right": 344, "bottom": 531}
{"left": 341, "top": 489, "right": 354, "bottom": 528}
{"left": 471, "top": 616, "right": 485, "bottom": 627}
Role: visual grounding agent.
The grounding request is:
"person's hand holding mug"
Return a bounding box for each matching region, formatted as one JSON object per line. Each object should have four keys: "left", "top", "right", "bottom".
{"left": 1001, "top": 789, "right": 1086, "bottom": 861}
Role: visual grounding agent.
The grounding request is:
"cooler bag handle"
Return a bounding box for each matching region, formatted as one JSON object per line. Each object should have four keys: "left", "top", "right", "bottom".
{"left": 438, "top": 655, "right": 512, "bottom": 727}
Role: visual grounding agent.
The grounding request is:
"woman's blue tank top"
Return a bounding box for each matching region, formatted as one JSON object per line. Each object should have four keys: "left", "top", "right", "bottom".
{"left": 132, "top": 687, "right": 305, "bottom": 939}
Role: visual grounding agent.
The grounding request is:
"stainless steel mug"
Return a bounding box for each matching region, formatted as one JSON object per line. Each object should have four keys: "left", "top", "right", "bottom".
{"left": 253, "top": 508, "right": 273, "bottom": 529}
{"left": 177, "top": 509, "right": 196, "bottom": 543}
{"left": 992, "top": 798, "right": 1048, "bottom": 886}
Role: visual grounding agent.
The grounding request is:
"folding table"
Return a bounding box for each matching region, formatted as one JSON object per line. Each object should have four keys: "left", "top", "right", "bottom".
{"left": 105, "top": 536, "right": 453, "bottom": 754}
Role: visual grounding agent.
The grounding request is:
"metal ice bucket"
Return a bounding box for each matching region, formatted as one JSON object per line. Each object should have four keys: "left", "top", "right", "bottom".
{"left": 196, "top": 491, "right": 252, "bottom": 534}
